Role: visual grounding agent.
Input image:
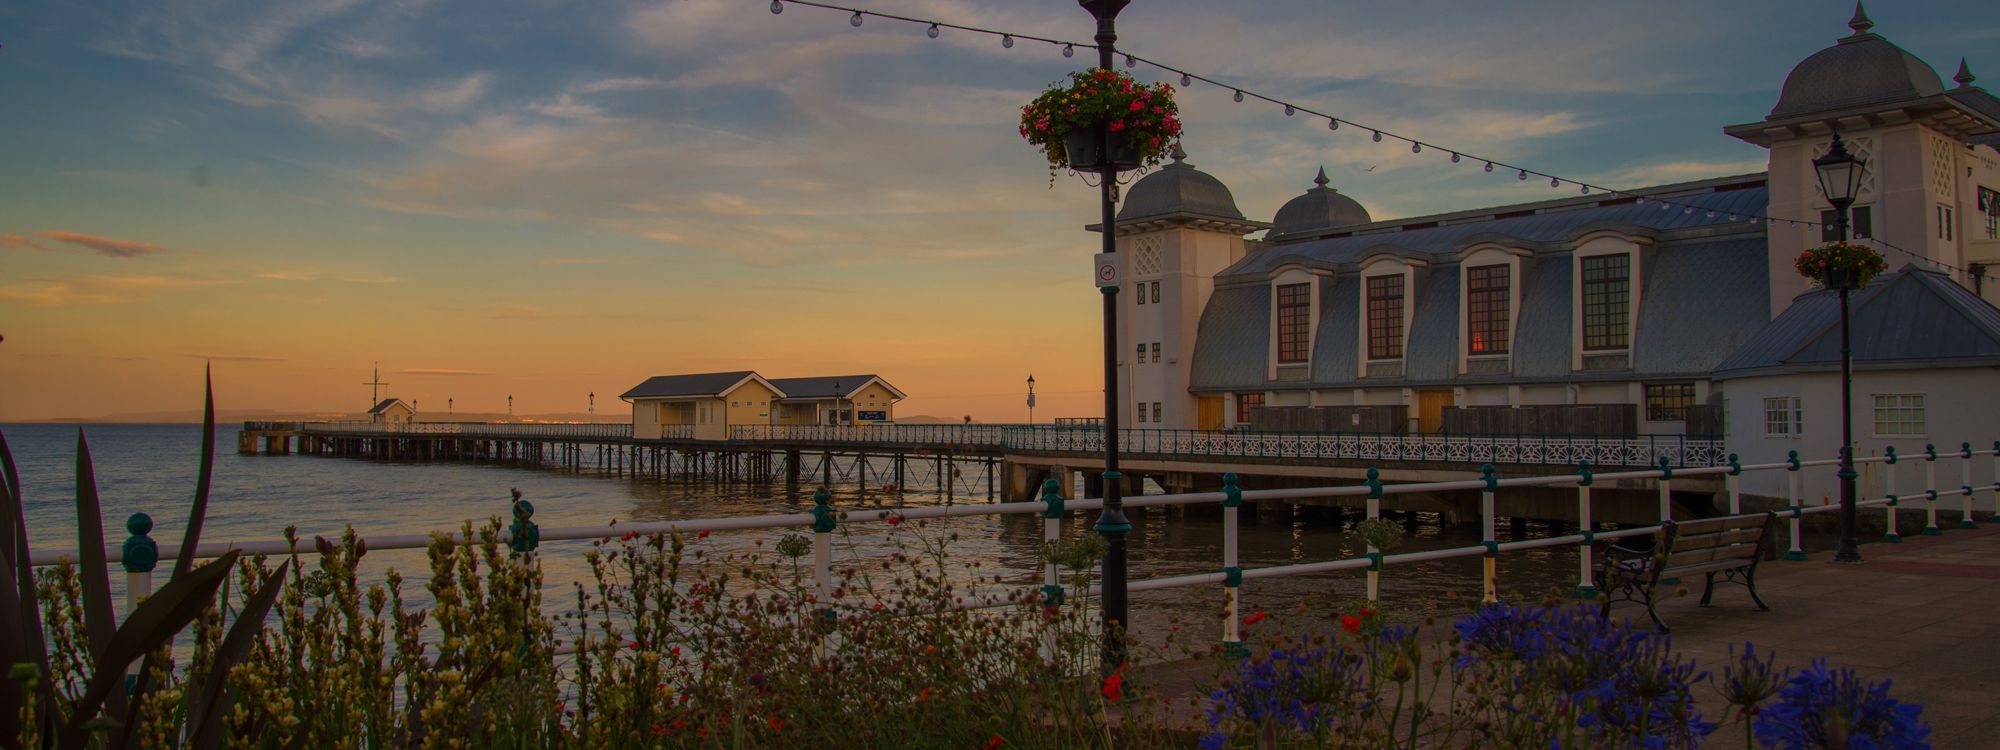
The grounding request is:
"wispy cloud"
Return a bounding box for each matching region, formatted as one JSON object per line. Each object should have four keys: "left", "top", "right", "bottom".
{"left": 0, "top": 235, "right": 47, "bottom": 251}
{"left": 40, "top": 230, "right": 170, "bottom": 257}
{"left": 399, "top": 368, "right": 489, "bottom": 376}
{"left": 257, "top": 270, "right": 402, "bottom": 284}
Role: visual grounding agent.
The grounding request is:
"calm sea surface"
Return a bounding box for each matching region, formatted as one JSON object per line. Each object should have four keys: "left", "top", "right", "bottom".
{"left": 2, "top": 423, "right": 1581, "bottom": 656}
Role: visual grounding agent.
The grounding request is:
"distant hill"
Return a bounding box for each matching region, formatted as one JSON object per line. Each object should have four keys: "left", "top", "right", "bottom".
{"left": 21, "top": 408, "right": 627, "bottom": 425}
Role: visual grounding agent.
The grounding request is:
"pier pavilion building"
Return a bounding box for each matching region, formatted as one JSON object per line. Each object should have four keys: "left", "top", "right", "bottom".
{"left": 367, "top": 398, "right": 415, "bottom": 426}
{"left": 620, "top": 371, "right": 905, "bottom": 440}
{"left": 1111, "top": 7, "right": 2000, "bottom": 503}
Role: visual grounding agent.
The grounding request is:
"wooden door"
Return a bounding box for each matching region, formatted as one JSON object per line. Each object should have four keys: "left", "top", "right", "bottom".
{"left": 1197, "top": 397, "right": 1224, "bottom": 430}
{"left": 1417, "top": 390, "right": 1453, "bottom": 433}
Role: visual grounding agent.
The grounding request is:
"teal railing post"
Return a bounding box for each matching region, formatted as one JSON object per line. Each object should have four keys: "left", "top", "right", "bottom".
{"left": 1220, "top": 473, "right": 1247, "bottom": 657}
{"left": 1656, "top": 456, "right": 1674, "bottom": 523}
{"left": 1363, "top": 468, "right": 1384, "bottom": 601}
{"left": 1784, "top": 450, "right": 1807, "bottom": 560}
{"left": 1883, "top": 446, "right": 1902, "bottom": 543}
{"left": 810, "top": 486, "right": 837, "bottom": 629}
{"left": 1480, "top": 464, "right": 1498, "bottom": 604}
{"left": 121, "top": 512, "right": 158, "bottom": 692}
{"left": 1960, "top": 442, "right": 1978, "bottom": 529}
{"left": 508, "top": 490, "right": 540, "bottom": 553}
{"left": 1039, "top": 478, "right": 1066, "bottom": 610}
{"left": 1574, "top": 461, "right": 1596, "bottom": 599}
{"left": 1726, "top": 454, "right": 1742, "bottom": 514}
{"left": 1923, "top": 443, "right": 1942, "bottom": 536}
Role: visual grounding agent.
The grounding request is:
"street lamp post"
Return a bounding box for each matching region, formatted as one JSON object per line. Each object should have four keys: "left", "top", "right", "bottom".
{"left": 507, "top": 394, "right": 514, "bottom": 419}
{"left": 1814, "top": 129, "right": 1867, "bottom": 564}
{"left": 589, "top": 392, "right": 595, "bottom": 419}
{"left": 1026, "top": 374, "right": 1037, "bottom": 424}
{"left": 1079, "top": 0, "right": 1133, "bottom": 676}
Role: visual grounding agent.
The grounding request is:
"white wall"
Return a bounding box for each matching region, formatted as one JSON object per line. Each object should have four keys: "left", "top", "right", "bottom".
{"left": 1724, "top": 367, "right": 2000, "bottom": 501}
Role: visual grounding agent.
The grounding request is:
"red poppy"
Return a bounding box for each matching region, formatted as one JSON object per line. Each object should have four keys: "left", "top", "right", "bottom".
{"left": 1339, "top": 614, "right": 1362, "bottom": 633}
{"left": 888, "top": 515, "right": 903, "bottom": 526}
{"left": 1243, "top": 611, "right": 1268, "bottom": 626}
{"left": 1360, "top": 607, "right": 1376, "bottom": 619}
{"left": 620, "top": 530, "right": 637, "bottom": 541}
{"left": 697, "top": 529, "right": 710, "bottom": 539}
{"left": 767, "top": 716, "right": 784, "bottom": 731}
{"left": 1101, "top": 662, "right": 1127, "bottom": 702}
{"left": 984, "top": 735, "right": 1004, "bottom": 750}
{"left": 919, "top": 686, "right": 932, "bottom": 702}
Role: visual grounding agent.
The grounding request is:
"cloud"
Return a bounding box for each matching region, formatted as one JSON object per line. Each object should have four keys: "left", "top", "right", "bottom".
{"left": 257, "top": 270, "right": 403, "bottom": 284}
{"left": 86, "top": 275, "right": 230, "bottom": 290}
{"left": 184, "top": 353, "right": 286, "bottom": 363}
{"left": 39, "top": 230, "right": 170, "bottom": 257}
{"left": 0, "top": 235, "right": 47, "bottom": 250}
{"left": 399, "top": 368, "right": 489, "bottom": 376}
{"left": 0, "top": 283, "right": 120, "bottom": 306}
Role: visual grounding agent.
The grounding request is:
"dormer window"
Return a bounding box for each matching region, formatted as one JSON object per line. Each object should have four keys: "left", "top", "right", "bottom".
{"left": 1366, "top": 275, "right": 1405, "bottom": 360}
{"left": 1276, "top": 283, "right": 1312, "bottom": 364}
{"left": 1466, "top": 265, "right": 1511, "bottom": 355}
{"left": 1580, "top": 254, "right": 1630, "bottom": 351}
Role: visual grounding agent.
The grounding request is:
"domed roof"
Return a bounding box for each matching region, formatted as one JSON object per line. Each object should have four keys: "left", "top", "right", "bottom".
{"left": 1769, "top": 4, "right": 1944, "bottom": 120}
{"left": 1116, "top": 146, "right": 1247, "bottom": 222}
{"left": 1267, "top": 167, "right": 1372, "bottom": 241}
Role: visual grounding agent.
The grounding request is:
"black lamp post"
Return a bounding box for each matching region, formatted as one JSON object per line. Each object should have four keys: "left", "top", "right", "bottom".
{"left": 589, "top": 391, "right": 596, "bottom": 418}
{"left": 1814, "top": 129, "right": 1866, "bottom": 564}
{"left": 507, "top": 394, "right": 514, "bottom": 419}
{"left": 1026, "top": 374, "right": 1037, "bottom": 424}
{"left": 1078, "top": 0, "right": 1133, "bottom": 676}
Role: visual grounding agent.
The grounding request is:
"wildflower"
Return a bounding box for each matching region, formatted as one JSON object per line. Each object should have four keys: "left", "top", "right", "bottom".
{"left": 620, "top": 530, "right": 637, "bottom": 541}
{"left": 1101, "top": 663, "right": 1126, "bottom": 702}
{"left": 1243, "top": 611, "right": 1267, "bottom": 626}
{"left": 1339, "top": 614, "right": 1362, "bottom": 634}
{"left": 767, "top": 716, "right": 784, "bottom": 731}
{"left": 984, "top": 734, "right": 1004, "bottom": 750}
{"left": 888, "top": 514, "right": 903, "bottom": 526}
{"left": 1109, "top": 120, "right": 1126, "bottom": 133}
{"left": 1754, "top": 659, "right": 1928, "bottom": 748}
{"left": 698, "top": 529, "right": 710, "bottom": 539}
{"left": 1129, "top": 99, "right": 1144, "bottom": 112}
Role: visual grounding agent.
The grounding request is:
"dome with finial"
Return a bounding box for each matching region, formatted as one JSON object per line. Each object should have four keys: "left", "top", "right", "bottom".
{"left": 1267, "top": 167, "right": 1372, "bottom": 242}
{"left": 1953, "top": 59, "right": 1977, "bottom": 89}
{"left": 1116, "top": 145, "right": 1248, "bottom": 223}
{"left": 1769, "top": 3, "right": 1945, "bottom": 120}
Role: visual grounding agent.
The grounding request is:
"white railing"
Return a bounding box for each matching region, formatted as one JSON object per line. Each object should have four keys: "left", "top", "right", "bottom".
{"left": 731, "top": 425, "right": 1726, "bottom": 468}
{"left": 35, "top": 440, "right": 2000, "bottom": 656}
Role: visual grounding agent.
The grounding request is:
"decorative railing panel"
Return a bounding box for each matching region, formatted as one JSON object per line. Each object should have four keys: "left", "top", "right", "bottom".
{"left": 298, "top": 421, "right": 633, "bottom": 440}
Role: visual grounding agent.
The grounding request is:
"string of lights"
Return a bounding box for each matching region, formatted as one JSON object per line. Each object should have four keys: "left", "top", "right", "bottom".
{"left": 767, "top": 0, "right": 1973, "bottom": 276}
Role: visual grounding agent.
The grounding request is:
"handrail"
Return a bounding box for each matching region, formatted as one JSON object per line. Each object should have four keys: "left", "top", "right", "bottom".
{"left": 95, "top": 438, "right": 2000, "bottom": 653}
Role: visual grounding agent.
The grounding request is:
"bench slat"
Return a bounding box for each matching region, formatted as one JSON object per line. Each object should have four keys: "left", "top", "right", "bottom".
{"left": 1661, "top": 559, "right": 1754, "bottom": 578}
{"left": 1662, "top": 544, "right": 1760, "bottom": 571}
{"left": 1672, "top": 528, "right": 1767, "bottom": 551}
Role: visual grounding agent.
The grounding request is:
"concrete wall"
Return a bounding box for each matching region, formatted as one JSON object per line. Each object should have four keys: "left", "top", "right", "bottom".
{"left": 1723, "top": 367, "right": 2000, "bottom": 501}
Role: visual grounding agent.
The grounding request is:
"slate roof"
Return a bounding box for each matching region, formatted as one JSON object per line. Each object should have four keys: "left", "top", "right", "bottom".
{"left": 620, "top": 371, "right": 765, "bottom": 400}
{"left": 1713, "top": 265, "right": 2000, "bottom": 379}
{"left": 1186, "top": 173, "right": 1774, "bottom": 393}
{"left": 367, "top": 398, "right": 410, "bottom": 414}
{"left": 1268, "top": 168, "right": 1372, "bottom": 242}
{"left": 1115, "top": 149, "right": 1251, "bottom": 225}
{"left": 1769, "top": 25, "right": 1943, "bottom": 120}
{"left": 766, "top": 375, "right": 905, "bottom": 400}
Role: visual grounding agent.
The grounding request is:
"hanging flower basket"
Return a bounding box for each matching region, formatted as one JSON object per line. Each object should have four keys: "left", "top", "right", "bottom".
{"left": 1020, "top": 68, "right": 1181, "bottom": 179}
{"left": 1794, "top": 241, "right": 1886, "bottom": 289}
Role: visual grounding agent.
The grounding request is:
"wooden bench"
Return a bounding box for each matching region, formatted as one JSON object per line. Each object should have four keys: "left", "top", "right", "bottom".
{"left": 1598, "top": 511, "right": 1778, "bottom": 633}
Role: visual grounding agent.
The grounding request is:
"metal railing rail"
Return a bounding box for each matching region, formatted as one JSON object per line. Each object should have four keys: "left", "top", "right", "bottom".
{"left": 49, "top": 441, "right": 2000, "bottom": 655}
{"left": 729, "top": 425, "right": 1729, "bottom": 468}
{"left": 300, "top": 422, "right": 633, "bottom": 440}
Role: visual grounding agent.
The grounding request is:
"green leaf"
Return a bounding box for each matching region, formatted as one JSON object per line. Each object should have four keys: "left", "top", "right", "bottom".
{"left": 175, "top": 366, "right": 217, "bottom": 579}
{"left": 0, "top": 432, "right": 56, "bottom": 748}
{"left": 58, "top": 550, "right": 241, "bottom": 750}
{"left": 72, "top": 431, "right": 130, "bottom": 728}
{"left": 188, "top": 560, "right": 288, "bottom": 750}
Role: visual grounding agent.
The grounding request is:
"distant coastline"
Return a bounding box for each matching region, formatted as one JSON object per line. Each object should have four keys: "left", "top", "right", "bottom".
{"left": 10, "top": 411, "right": 971, "bottom": 425}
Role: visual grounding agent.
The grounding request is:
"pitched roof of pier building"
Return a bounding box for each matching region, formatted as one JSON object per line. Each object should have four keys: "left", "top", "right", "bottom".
{"left": 620, "top": 371, "right": 778, "bottom": 400}
{"left": 1715, "top": 265, "right": 2000, "bottom": 379}
{"left": 766, "top": 375, "right": 907, "bottom": 401}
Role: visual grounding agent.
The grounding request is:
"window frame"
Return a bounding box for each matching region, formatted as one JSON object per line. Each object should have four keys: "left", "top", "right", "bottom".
{"left": 1150, "top": 281, "right": 1161, "bottom": 304}
{"left": 1365, "top": 274, "right": 1405, "bottom": 361}
{"left": 1762, "top": 396, "right": 1802, "bottom": 438}
{"left": 1152, "top": 402, "right": 1162, "bottom": 423}
{"left": 1151, "top": 342, "right": 1162, "bottom": 363}
{"left": 1465, "top": 264, "right": 1512, "bottom": 355}
{"left": 1135, "top": 282, "right": 1146, "bottom": 304}
{"left": 1644, "top": 383, "right": 1696, "bottom": 423}
{"left": 1235, "top": 393, "right": 1264, "bottom": 424}
{"left": 1871, "top": 393, "right": 1926, "bottom": 438}
{"left": 1275, "top": 282, "right": 1312, "bottom": 364}
{"left": 1579, "top": 253, "right": 1631, "bottom": 351}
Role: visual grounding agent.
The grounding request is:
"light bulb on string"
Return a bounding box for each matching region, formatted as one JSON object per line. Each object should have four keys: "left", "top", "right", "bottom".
{"left": 1636, "top": 197, "right": 1647, "bottom": 205}
{"left": 849, "top": 11, "right": 863, "bottom": 26}
{"left": 1125, "top": 54, "right": 1135, "bottom": 69}
{"left": 1484, "top": 162, "right": 1494, "bottom": 173}
{"left": 1580, "top": 185, "right": 1589, "bottom": 194}
{"left": 1706, "top": 211, "right": 1715, "bottom": 218}
{"left": 1001, "top": 34, "right": 1013, "bottom": 48}
{"left": 1411, "top": 143, "right": 1421, "bottom": 154}
{"left": 926, "top": 23, "right": 939, "bottom": 38}
{"left": 1728, "top": 215, "right": 1738, "bottom": 221}
{"left": 1232, "top": 90, "right": 1243, "bottom": 103}
{"left": 1683, "top": 207, "right": 1693, "bottom": 215}
{"left": 1371, "top": 130, "right": 1382, "bottom": 143}
{"left": 1062, "top": 44, "right": 1074, "bottom": 57}
{"left": 1549, "top": 176, "right": 1560, "bottom": 188}
{"left": 1283, "top": 104, "right": 1294, "bottom": 116}
{"left": 1518, "top": 170, "right": 1528, "bottom": 181}
{"left": 769, "top": 0, "right": 783, "bottom": 14}
{"left": 1327, "top": 119, "right": 1339, "bottom": 131}
{"left": 1180, "top": 73, "right": 1190, "bottom": 86}
{"left": 1450, "top": 153, "right": 1461, "bottom": 163}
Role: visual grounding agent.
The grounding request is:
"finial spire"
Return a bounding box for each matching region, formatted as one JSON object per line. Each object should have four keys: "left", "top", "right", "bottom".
{"left": 1847, "top": 2, "right": 1873, "bottom": 36}
{"left": 1168, "top": 143, "right": 1188, "bottom": 166}
{"left": 1312, "top": 166, "right": 1329, "bottom": 188}
{"left": 1954, "top": 58, "right": 1977, "bottom": 88}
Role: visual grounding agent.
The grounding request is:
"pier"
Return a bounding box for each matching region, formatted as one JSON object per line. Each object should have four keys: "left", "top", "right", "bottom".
{"left": 240, "top": 420, "right": 1744, "bottom": 525}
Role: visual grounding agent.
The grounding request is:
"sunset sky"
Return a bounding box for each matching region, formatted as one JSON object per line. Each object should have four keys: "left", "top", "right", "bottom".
{"left": 2, "top": 0, "right": 1994, "bottom": 422}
